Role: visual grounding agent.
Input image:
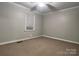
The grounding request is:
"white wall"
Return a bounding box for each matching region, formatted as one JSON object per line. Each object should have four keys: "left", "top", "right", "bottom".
{"left": 43, "top": 6, "right": 79, "bottom": 42}
{"left": 0, "top": 2, "right": 42, "bottom": 43}
{"left": 0, "top": 2, "right": 79, "bottom": 43}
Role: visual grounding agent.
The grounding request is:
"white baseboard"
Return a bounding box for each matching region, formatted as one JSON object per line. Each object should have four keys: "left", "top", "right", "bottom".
{"left": 0, "top": 36, "right": 41, "bottom": 45}
{"left": 0, "top": 35, "right": 79, "bottom": 46}
{"left": 42, "top": 35, "right": 79, "bottom": 45}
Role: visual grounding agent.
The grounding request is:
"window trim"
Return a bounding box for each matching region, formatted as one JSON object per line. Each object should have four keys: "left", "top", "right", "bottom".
{"left": 24, "top": 13, "right": 35, "bottom": 32}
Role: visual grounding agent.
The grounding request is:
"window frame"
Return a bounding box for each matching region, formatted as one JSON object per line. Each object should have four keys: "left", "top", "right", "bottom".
{"left": 24, "top": 13, "right": 35, "bottom": 32}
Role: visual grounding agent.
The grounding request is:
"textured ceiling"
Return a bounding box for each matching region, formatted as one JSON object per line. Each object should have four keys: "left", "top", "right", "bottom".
{"left": 50, "top": 2, "right": 79, "bottom": 10}
{"left": 15, "top": 2, "right": 79, "bottom": 15}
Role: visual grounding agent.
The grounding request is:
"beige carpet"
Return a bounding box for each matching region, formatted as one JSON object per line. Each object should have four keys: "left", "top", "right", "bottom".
{"left": 0, "top": 37, "right": 79, "bottom": 56}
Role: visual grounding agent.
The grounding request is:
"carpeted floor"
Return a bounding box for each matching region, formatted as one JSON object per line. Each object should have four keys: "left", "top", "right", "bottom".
{"left": 0, "top": 37, "right": 79, "bottom": 56}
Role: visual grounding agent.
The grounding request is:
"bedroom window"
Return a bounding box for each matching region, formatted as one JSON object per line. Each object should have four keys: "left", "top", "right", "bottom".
{"left": 25, "top": 13, "right": 35, "bottom": 31}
